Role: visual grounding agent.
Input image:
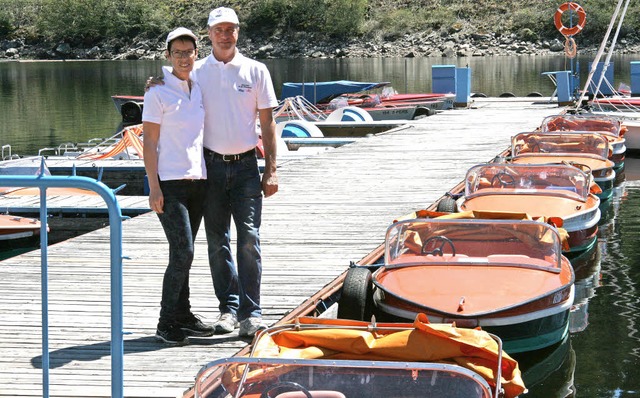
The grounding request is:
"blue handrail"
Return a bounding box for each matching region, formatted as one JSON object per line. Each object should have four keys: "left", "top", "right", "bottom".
{"left": 0, "top": 167, "right": 124, "bottom": 398}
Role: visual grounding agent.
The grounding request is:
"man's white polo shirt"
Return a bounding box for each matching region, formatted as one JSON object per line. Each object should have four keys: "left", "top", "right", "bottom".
{"left": 193, "top": 51, "right": 279, "bottom": 155}
{"left": 142, "top": 66, "right": 206, "bottom": 181}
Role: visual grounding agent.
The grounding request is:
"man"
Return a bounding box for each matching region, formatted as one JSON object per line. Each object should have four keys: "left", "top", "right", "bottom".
{"left": 196, "top": 7, "right": 279, "bottom": 338}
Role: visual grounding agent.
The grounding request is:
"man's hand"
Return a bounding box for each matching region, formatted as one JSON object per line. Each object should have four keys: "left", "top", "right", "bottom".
{"left": 262, "top": 170, "right": 278, "bottom": 198}
{"left": 145, "top": 76, "right": 165, "bottom": 92}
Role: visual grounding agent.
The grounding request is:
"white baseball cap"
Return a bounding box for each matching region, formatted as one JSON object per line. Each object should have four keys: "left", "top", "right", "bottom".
{"left": 207, "top": 7, "right": 239, "bottom": 27}
{"left": 165, "top": 27, "right": 198, "bottom": 46}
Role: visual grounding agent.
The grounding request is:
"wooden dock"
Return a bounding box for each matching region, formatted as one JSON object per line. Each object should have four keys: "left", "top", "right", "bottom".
{"left": 0, "top": 98, "right": 563, "bottom": 397}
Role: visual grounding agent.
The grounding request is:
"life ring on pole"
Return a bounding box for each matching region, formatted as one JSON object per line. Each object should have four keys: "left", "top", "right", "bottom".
{"left": 554, "top": 2, "right": 586, "bottom": 36}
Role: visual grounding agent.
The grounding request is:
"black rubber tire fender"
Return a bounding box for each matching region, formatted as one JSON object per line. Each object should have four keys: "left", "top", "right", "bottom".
{"left": 436, "top": 196, "right": 457, "bottom": 213}
{"left": 412, "top": 106, "right": 435, "bottom": 119}
{"left": 121, "top": 101, "right": 143, "bottom": 124}
{"left": 337, "top": 266, "right": 373, "bottom": 321}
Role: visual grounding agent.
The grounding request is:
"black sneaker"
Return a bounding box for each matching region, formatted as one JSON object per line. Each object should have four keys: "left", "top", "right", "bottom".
{"left": 177, "top": 313, "right": 215, "bottom": 337}
{"left": 155, "top": 323, "right": 189, "bottom": 346}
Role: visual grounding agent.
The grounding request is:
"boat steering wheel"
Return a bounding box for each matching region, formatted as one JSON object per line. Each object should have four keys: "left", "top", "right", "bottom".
{"left": 421, "top": 236, "right": 456, "bottom": 257}
{"left": 260, "top": 381, "right": 313, "bottom": 398}
{"left": 491, "top": 171, "right": 516, "bottom": 188}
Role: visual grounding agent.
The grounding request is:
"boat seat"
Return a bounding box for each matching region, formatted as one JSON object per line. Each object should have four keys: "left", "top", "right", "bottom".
{"left": 325, "top": 106, "right": 374, "bottom": 122}
{"left": 277, "top": 120, "right": 324, "bottom": 138}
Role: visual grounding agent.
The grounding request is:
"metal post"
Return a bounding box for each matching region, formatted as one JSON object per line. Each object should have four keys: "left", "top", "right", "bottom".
{"left": 0, "top": 173, "right": 124, "bottom": 398}
{"left": 39, "top": 179, "right": 49, "bottom": 397}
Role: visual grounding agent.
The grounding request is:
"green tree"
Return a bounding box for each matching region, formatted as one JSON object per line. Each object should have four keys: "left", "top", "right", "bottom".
{"left": 36, "top": 0, "right": 170, "bottom": 44}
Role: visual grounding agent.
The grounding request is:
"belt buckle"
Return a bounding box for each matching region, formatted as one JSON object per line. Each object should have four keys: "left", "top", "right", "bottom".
{"left": 222, "top": 153, "right": 239, "bottom": 162}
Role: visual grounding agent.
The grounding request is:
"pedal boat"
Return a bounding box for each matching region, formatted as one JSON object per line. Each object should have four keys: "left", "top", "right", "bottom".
{"left": 194, "top": 316, "right": 526, "bottom": 398}
{"left": 337, "top": 218, "right": 575, "bottom": 354}
{"left": 510, "top": 131, "right": 616, "bottom": 200}
{"left": 451, "top": 162, "right": 600, "bottom": 254}
{"left": 540, "top": 114, "right": 626, "bottom": 171}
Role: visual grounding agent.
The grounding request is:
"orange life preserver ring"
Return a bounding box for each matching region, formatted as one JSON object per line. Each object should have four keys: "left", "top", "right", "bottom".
{"left": 554, "top": 2, "right": 586, "bottom": 36}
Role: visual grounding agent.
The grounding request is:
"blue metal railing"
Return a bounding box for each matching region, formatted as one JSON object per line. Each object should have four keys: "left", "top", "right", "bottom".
{"left": 0, "top": 162, "right": 124, "bottom": 398}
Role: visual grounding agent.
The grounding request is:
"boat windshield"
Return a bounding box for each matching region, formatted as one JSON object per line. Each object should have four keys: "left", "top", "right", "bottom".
{"left": 385, "top": 219, "right": 563, "bottom": 271}
{"left": 195, "top": 357, "right": 494, "bottom": 398}
{"left": 540, "top": 114, "right": 622, "bottom": 137}
{"left": 464, "top": 163, "right": 591, "bottom": 201}
{"left": 512, "top": 132, "right": 610, "bottom": 159}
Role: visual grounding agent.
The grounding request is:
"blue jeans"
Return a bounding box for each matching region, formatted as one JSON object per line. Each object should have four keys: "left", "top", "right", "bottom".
{"left": 203, "top": 152, "right": 263, "bottom": 321}
{"left": 157, "top": 179, "right": 205, "bottom": 325}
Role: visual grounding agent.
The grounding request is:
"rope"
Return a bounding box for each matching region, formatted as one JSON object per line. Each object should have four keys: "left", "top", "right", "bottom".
{"left": 575, "top": 0, "right": 626, "bottom": 109}
{"left": 564, "top": 36, "right": 577, "bottom": 58}
{"left": 591, "top": 0, "right": 631, "bottom": 99}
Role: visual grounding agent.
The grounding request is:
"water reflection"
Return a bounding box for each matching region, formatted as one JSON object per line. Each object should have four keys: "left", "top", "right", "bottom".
{"left": 599, "top": 181, "right": 640, "bottom": 360}
{"left": 568, "top": 244, "right": 602, "bottom": 334}
{"left": 2, "top": 54, "right": 639, "bottom": 156}
{"left": 568, "top": 180, "right": 640, "bottom": 396}
{"left": 515, "top": 174, "right": 640, "bottom": 397}
{"left": 516, "top": 335, "right": 576, "bottom": 398}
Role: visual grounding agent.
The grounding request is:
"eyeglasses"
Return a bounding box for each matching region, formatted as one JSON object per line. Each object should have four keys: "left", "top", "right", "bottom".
{"left": 211, "top": 26, "right": 237, "bottom": 36}
{"left": 170, "top": 49, "right": 196, "bottom": 58}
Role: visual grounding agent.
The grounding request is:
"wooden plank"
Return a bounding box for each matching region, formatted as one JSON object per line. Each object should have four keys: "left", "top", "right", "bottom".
{"left": 0, "top": 98, "right": 562, "bottom": 397}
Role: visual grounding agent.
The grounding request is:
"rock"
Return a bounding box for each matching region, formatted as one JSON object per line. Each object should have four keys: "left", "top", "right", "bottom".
{"left": 550, "top": 39, "right": 564, "bottom": 52}
{"left": 5, "top": 48, "right": 19, "bottom": 57}
{"left": 87, "top": 46, "right": 100, "bottom": 58}
{"left": 443, "top": 48, "right": 456, "bottom": 58}
{"left": 56, "top": 43, "right": 72, "bottom": 55}
{"left": 2, "top": 40, "right": 22, "bottom": 50}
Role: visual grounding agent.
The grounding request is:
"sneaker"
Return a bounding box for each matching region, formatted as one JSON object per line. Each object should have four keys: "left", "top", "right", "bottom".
{"left": 155, "top": 323, "right": 189, "bottom": 346}
{"left": 239, "top": 317, "right": 267, "bottom": 338}
{"left": 177, "top": 313, "right": 215, "bottom": 337}
{"left": 213, "top": 313, "right": 239, "bottom": 334}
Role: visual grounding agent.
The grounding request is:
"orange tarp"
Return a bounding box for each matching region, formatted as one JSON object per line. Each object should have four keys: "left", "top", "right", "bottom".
{"left": 225, "top": 315, "right": 526, "bottom": 398}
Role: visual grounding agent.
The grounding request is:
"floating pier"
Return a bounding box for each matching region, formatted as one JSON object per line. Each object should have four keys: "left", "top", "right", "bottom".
{"left": 0, "top": 98, "right": 562, "bottom": 397}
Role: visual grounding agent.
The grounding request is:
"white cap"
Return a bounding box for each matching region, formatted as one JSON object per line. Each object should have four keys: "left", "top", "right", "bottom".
{"left": 165, "top": 27, "right": 198, "bottom": 46}
{"left": 207, "top": 7, "right": 239, "bottom": 27}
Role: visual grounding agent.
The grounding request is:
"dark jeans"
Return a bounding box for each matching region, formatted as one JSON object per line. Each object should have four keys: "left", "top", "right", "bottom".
{"left": 157, "top": 179, "right": 205, "bottom": 325}
{"left": 203, "top": 152, "right": 263, "bottom": 321}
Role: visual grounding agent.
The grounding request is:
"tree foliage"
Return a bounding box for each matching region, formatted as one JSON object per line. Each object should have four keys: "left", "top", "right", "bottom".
{"left": 35, "top": 0, "right": 171, "bottom": 43}
{"left": 0, "top": 0, "right": 638, "bottom": 46}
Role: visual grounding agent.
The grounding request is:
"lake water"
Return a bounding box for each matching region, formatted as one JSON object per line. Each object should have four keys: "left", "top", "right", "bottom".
{"left": 1, "top": 54, "right": 638, "bottom": 156}
{"left": 1, "top": 55, "right": 640, "bottom": 396}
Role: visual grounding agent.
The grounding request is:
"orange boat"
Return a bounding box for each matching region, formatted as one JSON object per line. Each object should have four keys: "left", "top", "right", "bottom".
{"left": 443, "top": 163, "right": 600, "bottom": 254}
{"left": 337, "top": 218, "right": 575, "bottom": 354}
{"left": 194, "top": 317, "right": 526, "bottom": 398}
{"left": 0, "top": 214, "right": 44, "bottom": 249}
{"left": 510, "top": 131, "right": 616, "bottom": 200}
{"left": 540, "top": 114, "right": 626, "bottom": 171}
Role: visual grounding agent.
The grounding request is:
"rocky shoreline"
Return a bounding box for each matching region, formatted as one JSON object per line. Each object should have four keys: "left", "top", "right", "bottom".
{"left": 2, "top": 30, "right": 640, "bottom": 61}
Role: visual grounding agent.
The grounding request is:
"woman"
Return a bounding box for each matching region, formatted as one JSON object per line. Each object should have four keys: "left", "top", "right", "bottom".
{"left": 142, "top": 27, "right": 211, "bottom": 346}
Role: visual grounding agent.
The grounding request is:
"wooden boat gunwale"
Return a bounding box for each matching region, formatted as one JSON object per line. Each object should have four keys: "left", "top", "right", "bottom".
{"left": 373, "top": 281, "right": 575, "bottom": 321}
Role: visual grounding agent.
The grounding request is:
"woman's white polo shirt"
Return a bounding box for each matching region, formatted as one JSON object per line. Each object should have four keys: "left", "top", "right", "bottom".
{"left": 142, "top": 66, "right": 206, "bottom": 181}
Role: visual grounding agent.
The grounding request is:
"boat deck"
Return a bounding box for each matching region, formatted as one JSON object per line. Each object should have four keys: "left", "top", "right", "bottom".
{"left": 0, "top": 98, "right": 562, "bottom": 397}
